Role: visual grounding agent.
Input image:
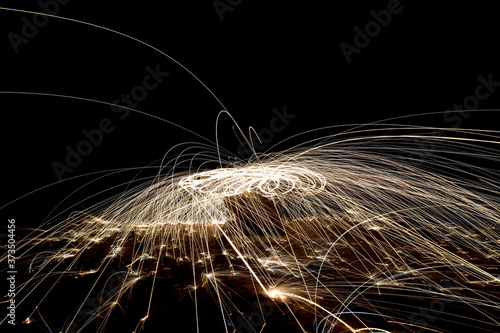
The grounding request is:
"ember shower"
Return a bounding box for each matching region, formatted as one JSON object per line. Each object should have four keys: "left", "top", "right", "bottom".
{"left": 1, "top": 4, "right": 500, "bottom": 333}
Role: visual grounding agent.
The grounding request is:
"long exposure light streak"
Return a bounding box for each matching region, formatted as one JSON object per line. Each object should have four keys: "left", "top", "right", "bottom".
{"left": 1, "top": 6, "right": 499, "bottom": 333}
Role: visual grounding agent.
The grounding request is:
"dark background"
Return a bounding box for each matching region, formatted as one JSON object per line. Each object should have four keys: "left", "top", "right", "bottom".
{"left": 2, "top": 0, "right": 500, "bottom": 205}
{"left": 1, "top": 1, "right": 500, "bottom": 332}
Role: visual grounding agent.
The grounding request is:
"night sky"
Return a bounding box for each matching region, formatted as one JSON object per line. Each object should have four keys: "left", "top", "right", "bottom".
{"left": 1, "top": 1, "right": 500, "bottom": 332}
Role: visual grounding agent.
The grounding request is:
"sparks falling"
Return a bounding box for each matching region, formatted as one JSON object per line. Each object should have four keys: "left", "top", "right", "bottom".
{"left": 3, "top": 126, "right": 500, "bottom": 332}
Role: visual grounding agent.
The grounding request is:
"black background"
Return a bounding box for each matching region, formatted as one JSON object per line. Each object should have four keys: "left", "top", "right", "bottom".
{"left": 2, "top": 0, "right": 500, "bottom": 205}
{"left": 1, "top": 1, "right": 500, "bottom": 332}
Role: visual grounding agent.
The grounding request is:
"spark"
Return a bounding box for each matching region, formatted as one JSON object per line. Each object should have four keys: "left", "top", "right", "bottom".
{"left": 0, "top": 8, "right": 499, "bottom": 332}
{"left": 4, "top": 120, "right": 500, "bottom": 333}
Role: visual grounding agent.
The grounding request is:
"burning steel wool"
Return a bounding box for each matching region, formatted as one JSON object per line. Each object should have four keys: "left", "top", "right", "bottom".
{"left": 1, "top": 5, "right": 500, "bottom": 333}
{"left": 3, "top": 133, "right": 500, "bottom": 332}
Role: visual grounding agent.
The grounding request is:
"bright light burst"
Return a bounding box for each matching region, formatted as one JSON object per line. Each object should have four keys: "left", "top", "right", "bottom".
{"left": 0, "top": 6, "right": 499, "bottom": 333}
{"left": 179, "top": 164, "right": 327, "bottom": 198}
{"left": 3, "top": 125, "right": 500, "bottom": 332}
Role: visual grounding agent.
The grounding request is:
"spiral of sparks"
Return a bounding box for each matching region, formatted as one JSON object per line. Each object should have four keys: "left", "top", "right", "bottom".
{"left": 0, "top": 6, "right": 499, "bottom": 333}
{"left": 3, "top": 131, "right": 500, "bottom": 332}
{"left": 179, "top": 165, "right": 327, "bottom": 199}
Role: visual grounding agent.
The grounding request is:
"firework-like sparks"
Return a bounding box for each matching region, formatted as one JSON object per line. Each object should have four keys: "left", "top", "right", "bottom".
{"left": 3, "top": 124, "right": 500, "bottom": 332}
{"left": 1, "top": 6, "right": 500, "bottom": 333}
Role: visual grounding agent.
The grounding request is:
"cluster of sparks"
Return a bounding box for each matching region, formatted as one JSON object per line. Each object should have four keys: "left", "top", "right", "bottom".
{"left": 3, "top": 127, "right": 500, "bottom": 333}
{"left": 0, "top": 6, "right": 499, "bottom": 333}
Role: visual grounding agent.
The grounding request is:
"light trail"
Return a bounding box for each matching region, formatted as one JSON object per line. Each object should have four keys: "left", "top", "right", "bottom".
{"left": 1, "top": 6, "right": 499, "bottom": 333}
